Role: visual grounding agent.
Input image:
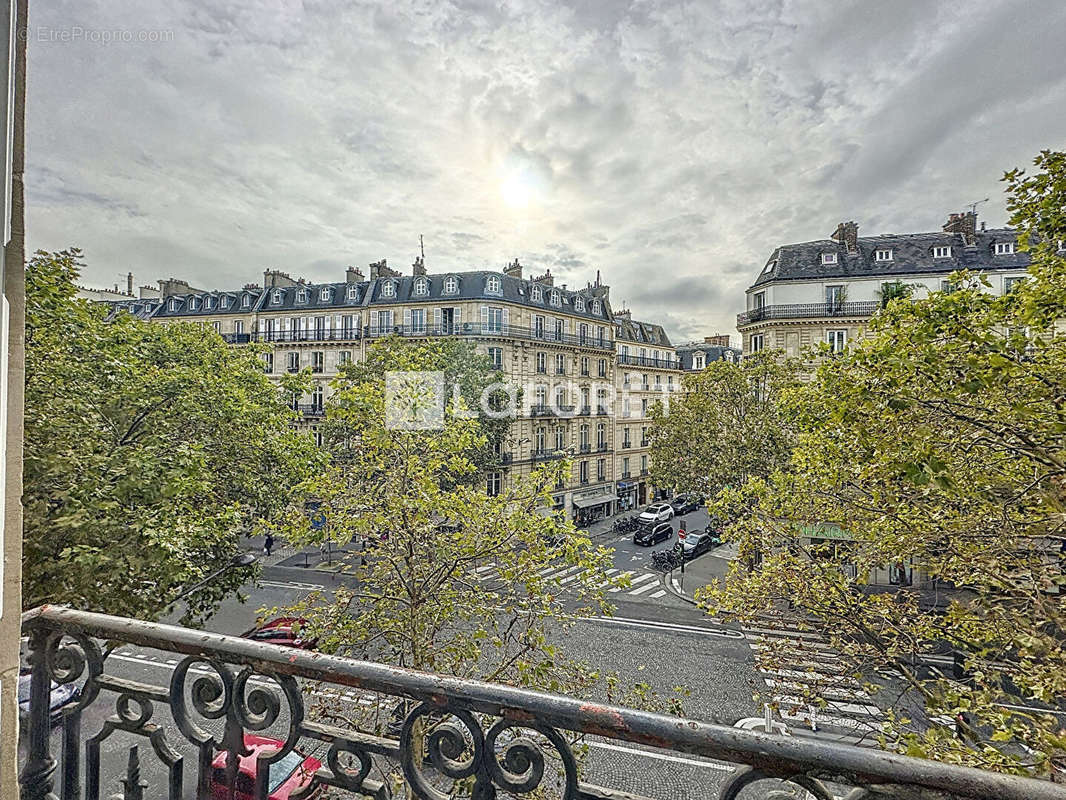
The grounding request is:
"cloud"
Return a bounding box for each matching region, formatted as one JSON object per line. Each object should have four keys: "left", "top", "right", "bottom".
{"left": 24, "top": 0, "right": 1066, "bottom": 341}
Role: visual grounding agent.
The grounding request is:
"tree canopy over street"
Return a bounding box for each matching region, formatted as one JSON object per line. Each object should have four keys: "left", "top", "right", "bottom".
{"left": 23, "top": 250, "right": 322, "bottom": 623}
{"left": 696, "top": 150, "right": 1066, "bottom": 773}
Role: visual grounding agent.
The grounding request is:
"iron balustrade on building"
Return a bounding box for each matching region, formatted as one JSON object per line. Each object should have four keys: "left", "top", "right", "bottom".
{"left": 255, "top": 328, "right": 362, "bottom": 343}
{"left": 362, "top": 323, "right": 614, "bottom": 351}
{"left": 579, "top": 444, "right": 591, "bottom": 454}
{"left": 616, "top": 355, "right": 682, "bottom": 369}
{"left": 736, "top": 301, "right": 880, "bottom": 326}
{"left": 20, "top": 607, "right": 1066, "bottom": 800}
{"left": 578, "top": 405, "right": 593, "bottom": 416}
{"left": 596, "top": 406, "right": 609, "bottom": 416}
{"left": 299, "top": 404, "right": 325, "bottom": 418}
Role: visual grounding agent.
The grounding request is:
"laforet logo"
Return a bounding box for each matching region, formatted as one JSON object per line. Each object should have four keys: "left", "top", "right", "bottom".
{"left": 385, "top": 371, "right": 445, "bottom": 430}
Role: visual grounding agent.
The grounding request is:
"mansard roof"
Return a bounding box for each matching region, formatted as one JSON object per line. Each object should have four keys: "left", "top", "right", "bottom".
{"left": 752, "top": 228, "right": 1032, "bottom": 288}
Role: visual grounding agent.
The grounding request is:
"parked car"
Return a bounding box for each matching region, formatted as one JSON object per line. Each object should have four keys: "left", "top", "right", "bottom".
{"left": 638, "top": 503, "right": 674, "bottom": 525}
{"left": 669, "top": 494, "right": 701, "bottom": 515}
{"left": 242, "top": 617, "right": 318, "bottom": 650}
{"left": 17, "top": 670, "right": 80, "bottom": 724}
{"left": 679, "top": 529, "right": 721, "bottom": 559}
{"left": 634, "top": 521, "right": 674, "bottom": 546}
{"left": 209, "top": 734, "right": 322, "bottom": 799}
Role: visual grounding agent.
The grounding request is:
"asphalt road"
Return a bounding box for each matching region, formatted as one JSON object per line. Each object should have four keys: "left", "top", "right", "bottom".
{"left": 25, "top": 506, "right": 853, "bottom": 798}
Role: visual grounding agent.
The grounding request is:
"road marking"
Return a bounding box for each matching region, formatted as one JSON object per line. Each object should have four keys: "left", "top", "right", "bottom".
{"left": 584, "top": 739, "right": 734, "bottom": 771}
{"left": 260, "top": 580, "right": 325, "bottom": 591}
{"left": 580, "top": 615, "right": 744, "bottom": 639}
{"left": 648, "top": 590, "right": 666, "bottom": 599}
{"left": 628, "top": 581, "right": 660, "bottom": 596}
{"left": 772, "top": 694, "right": 881, "bottom": 717}
{"left": 630, "top": 572, "right": 657, "bottom": 585}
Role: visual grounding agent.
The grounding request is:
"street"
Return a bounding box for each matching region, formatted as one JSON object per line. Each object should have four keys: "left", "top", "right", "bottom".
{"left": 30, "top": 506, "right": 890, "bottom": 798}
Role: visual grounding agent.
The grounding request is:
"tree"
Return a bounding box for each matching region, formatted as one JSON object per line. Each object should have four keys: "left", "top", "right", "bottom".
{"left": 647, "top": 351, "right": 799, "bottom": 500}
{"left": 269, "top": 337, "right": 681, "bottom": 755}
{"left": 23, "top": 249, "right": 322, "bottom": 623}
{"left": 699, "top": 151, "right": 1066, "bottom": 774}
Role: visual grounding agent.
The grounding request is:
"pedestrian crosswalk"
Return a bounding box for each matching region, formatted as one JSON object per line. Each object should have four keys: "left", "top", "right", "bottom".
{"left": 742, "top": 618, "right": 884, "bottom": 734}
{"left": 468, "top": 564, "right": 668, "bottom": 601}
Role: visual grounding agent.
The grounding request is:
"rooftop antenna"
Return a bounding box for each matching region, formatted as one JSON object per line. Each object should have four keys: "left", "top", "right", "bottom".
{"left": 968, "top": 197, "right": 989, "bottom": 215}
{"left": 419, "top": 234, "right": 425, "bottom": 260}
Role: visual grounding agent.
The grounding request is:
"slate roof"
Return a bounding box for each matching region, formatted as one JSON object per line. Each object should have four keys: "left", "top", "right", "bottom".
{"left": 613, "top": 317, "right": 673, "bottom": 347}
{"left": 752, "top": 228, "right": 1032, "bottom": 288}
{"left": 143, "top": 270, "right": 615, "bottom": 323}
{"left": 675, "top": 343, "right": 741, "bottom": 369}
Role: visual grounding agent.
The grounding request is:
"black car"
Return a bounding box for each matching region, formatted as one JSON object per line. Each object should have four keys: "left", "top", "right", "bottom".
{"left": 17, "top": 670, "right": 81, "bottom": 724}
{"left": 679, "top": 529, "right": 721, "bottom": 559}
{"left": 669, "top": 494, "right": 701, "bottom": 515}
{"left": 634, "top": 521, "right": 673, "bottom": 546}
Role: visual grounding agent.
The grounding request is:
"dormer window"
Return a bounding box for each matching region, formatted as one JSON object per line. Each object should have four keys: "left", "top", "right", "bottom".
{"left": 932, "top": 246, "right": 952, "bottom": 259}
{"left": 762, "top": 260, "right": 776, "bottom": 274}
{"left": 485, "top": 275, "right": 501, "bottom": 294}
{"left": 242, "top": 294, "right": 251, "bottom": 308}
{"left": 821, "top": 252, "right": 838, "bottom": 265}
{"left": 169, "top": 299, "right": 178, "bottom": 312}
{"left": 414, "top": 276, "right": 428, "bottom": 296}
{"left": 994, "top": 241, "right": 1014, "bottom": 255}
{"left": 550, "top": 289, "right": 560, "bottom": 307}
{"left": 575, "top": 297, "right": 585, "bottom": 312}
{"left": 204, "top": 297, "right": 213, "bottom": 310}
{"left": 381, "top": 281, "right": 395, "bottom": 298}
{"left": 220, "top": 295, "right": 230, "bottom": 309}
{"left": 189, "top": 297, "right": 199, "bottom": 310}
{"left": 443, "top": 276, "right": 458, "bottom": 294}
{"left": 875, "top": 248, "right": 893, "bottom": 262}
{"left": 296, "top": 289, "right": 308, "bottom": 303}
{"left": 592, "top": 301, "right": 602, "bottom": 315}
{"left": 531, "top": 284, "right": 542, "bottom": 302}
{"left": 320, "top": 287, "right": 331, "bottom": 301}
{"left": 346, "top": 285, "right": 358, "bottom": 300}
{"left": 271, "top": 290, "right": 282, "bottom": 305}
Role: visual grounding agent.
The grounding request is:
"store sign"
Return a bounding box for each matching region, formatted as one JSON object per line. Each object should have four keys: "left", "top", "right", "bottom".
{"left": 797, "top": 523, "right": 854, "bottom": 541}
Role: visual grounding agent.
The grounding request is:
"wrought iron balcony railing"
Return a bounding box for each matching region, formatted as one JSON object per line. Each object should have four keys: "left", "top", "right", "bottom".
{"left": 736, "top": 301, "right": 880, "bottom": 326}
{"left": 362, "top": 323, "right": 614, "bottom": 351}
{"left": 616, "top": 354, "right": 682, "bottom": 369}
{"left": 19, "top": 606, "right": 1062, "bottom": 800}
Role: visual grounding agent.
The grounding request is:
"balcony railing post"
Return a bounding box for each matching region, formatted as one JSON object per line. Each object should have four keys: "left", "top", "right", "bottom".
{"left": 20, "top": 627, "right": 58, "bottom": 800}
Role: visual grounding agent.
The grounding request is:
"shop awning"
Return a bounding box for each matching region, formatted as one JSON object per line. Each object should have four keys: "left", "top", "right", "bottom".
{"left": 572, "top": 495, "right": 613, "bottom": 509}
{"left": 616, "top": 481, "right": 635, "bottom": 490}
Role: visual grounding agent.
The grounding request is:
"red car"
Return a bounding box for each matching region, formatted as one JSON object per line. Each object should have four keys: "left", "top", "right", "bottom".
{"left": 209, "top": 734, "right": 321, "bottom": 799}
{"left": 241, "top": 617, "right": 317, "bottom": 650}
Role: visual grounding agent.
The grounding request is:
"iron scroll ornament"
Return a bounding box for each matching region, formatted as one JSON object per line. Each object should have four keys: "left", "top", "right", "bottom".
{"left": 398, "top": 702, "right": 579, "bottom": 800}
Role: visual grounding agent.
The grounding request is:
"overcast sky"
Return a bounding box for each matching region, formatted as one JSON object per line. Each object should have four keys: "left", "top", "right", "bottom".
{"left": 25, "top": 0, "right": 1066, "bottom": 342}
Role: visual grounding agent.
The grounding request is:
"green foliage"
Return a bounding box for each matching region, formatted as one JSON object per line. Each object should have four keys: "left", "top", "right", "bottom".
{"left": 647, "top": 350, "right": 800, "bottom": 500}
{"left": 23, "top": 250, "right": 323, "bottom": 623}
{"left": 699, "top": 152, "right": 1066, "bottom": 774}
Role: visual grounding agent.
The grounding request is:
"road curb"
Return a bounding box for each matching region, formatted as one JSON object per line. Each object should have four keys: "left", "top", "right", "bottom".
{"left": 663, "top": 569, "right": 699, "bottom": 607}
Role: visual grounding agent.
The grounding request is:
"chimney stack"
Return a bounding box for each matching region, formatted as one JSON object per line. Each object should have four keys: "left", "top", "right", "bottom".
{"left": 614, "top": 309, "right": 631, "bottom": 320}
{"left": 704, "top": 334, "right": 731, "bottom": 347}
{"left": 127, "top": 272, "right": 134, "bottom": 296}
{"left": 531, "top": 269, "right": 554, "bottom": 287}
{"left": 368, "top": 259, "right": 400, "bottom": 281}
{"left": 830, "top": 221, "right": 859, "bottom": 254}
{"left": 345, "top": 266, "right": 365, "bottom": 283}
{"left": 943, "top": 211, "right": 977, "bottom": 246}
{"left": 412, "top": 256, "right": 427, "bottom": 277}
{"left": 263, "top": 269, "right": 298, "bottom": 288}
{"left": 503, "top": 258, "right": 522, "bottom": 279}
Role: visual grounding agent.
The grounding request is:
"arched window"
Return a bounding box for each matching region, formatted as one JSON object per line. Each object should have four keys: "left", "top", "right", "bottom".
{"left": 320, "top": 287, "right": 331, "bottom": 302}
{"left": 189, "top": 297, "right": 199, "bottom": 310}
{"left": 168, "top": 299, "right": 178, "bottom": 311}
{"left": 346, "top": 285, "right": 358, "bottom": 300}
{"left": 220, "top": 295, "right": 230, "bottom": 309}
{"left": 575, "top": 297, "right": 585, "bottom": 312}
{"left": 272, "top": 290, "right": 282, "bottom": 305}
{"left": 592, "top": 301, "right": 601, "bottom": 315}
{"left": 296, "top": 289, "right": 308, "bottom": 303}
{"left": 381, "top": 281, "right": 396, "bottom": 298}
{"left": 486, "top": 275, "right": 501, "bottom": 294}
{"left": 444, "top": 276, "right": 458, "bottom": 294}
{"left": 242, "top": 294, "right": 251, "bottom": 307}
{"left": 531, "top": 285, "right": 542, "bottom": 302}
{"left": 550, "top": 289, "right": 560, "bottom": 307}
{"left": 414, "top": 277, "right": 429, "bottom": 295}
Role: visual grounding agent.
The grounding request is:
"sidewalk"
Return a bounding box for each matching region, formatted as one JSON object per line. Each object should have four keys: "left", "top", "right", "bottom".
{"left": 663, "top": 542, "right": 739, "bottom": 605}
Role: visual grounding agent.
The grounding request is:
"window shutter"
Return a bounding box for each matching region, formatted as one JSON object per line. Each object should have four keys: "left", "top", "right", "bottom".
{"left": 454, "top": 307, "right": 462, "bottom": 327}
{"left": 502, "top": 307, "right": 509, "bottom": 329}
{"left": 434, "top": 307, "right": 442, "bottom": 330}
{"left": 480, "top": 305, "right": 488, "bottom": 330}
{"left": 404, "top": 308, "right": 411, "bottom": 330}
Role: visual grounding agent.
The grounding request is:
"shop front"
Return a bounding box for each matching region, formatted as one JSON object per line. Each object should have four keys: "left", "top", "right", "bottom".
{"left": 798, "top": 523, "right": 924, "bottom": 588}
{"left": 616, "top": 480, "right": 638, "bottom": 512}
{"left": 572, "top": 486, "right": 615, "bottom": 527}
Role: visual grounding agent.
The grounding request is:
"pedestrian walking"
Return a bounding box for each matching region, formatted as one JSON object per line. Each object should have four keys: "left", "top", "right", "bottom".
{"left": 264, "top": 533, "right": 275, "bottom": 557}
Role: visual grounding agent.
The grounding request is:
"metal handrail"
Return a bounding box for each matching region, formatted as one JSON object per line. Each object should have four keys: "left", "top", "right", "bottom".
{"left": 19, "top": 605, "right": 1066, "bottom": 800}
{"left": 737, "top": 301, "right": 880, "bottom": 326}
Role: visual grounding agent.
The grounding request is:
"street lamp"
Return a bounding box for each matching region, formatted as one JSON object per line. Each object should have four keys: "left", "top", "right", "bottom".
{"left": 174, "top": 552, "right": 258, "bottom": 603}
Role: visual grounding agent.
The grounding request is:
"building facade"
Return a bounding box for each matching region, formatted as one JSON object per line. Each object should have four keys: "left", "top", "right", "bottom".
{"left": 736, "top": 213, "right": 1037, "bottom": 359}
{"left": 105, "top": 261, "right": 682, "bottom": 521}
{"left": 676, "top": 334, "right": 741, "bottom": 371}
